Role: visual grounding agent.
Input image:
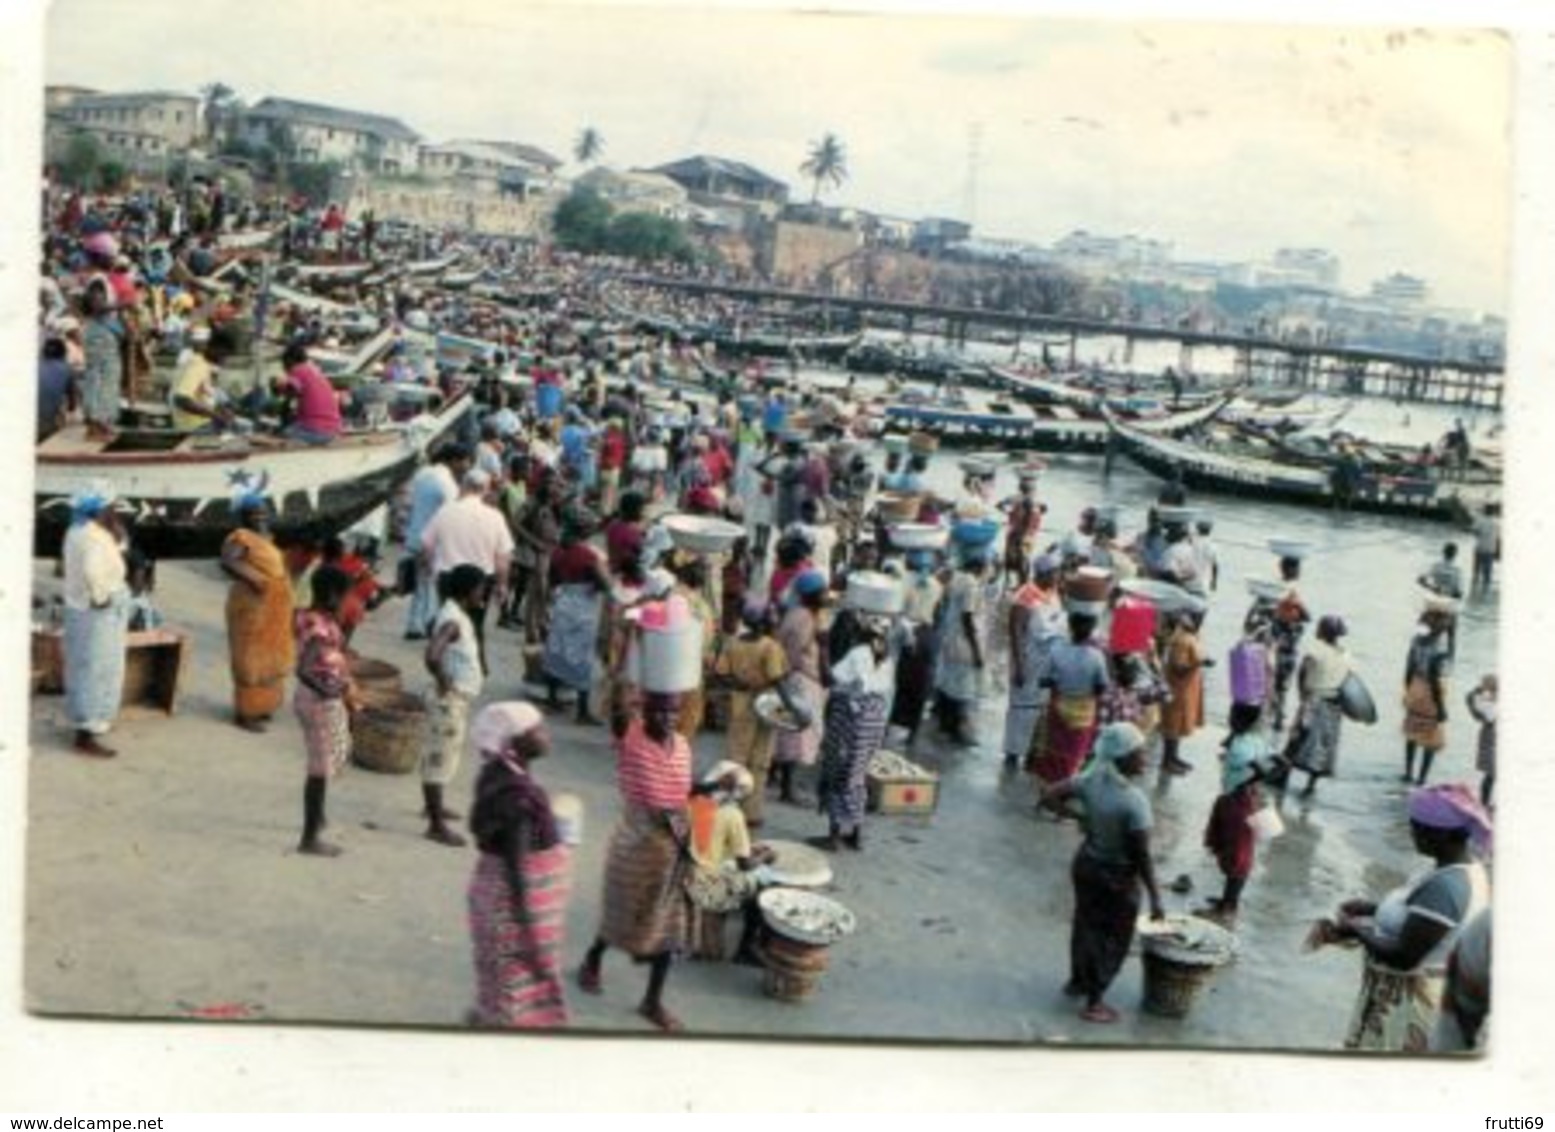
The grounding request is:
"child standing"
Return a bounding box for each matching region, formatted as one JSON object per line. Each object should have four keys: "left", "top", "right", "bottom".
{"left": 421, "top": 564, "right": 488, "bottom": 847}
{"left": 293, "top": 565, "right": 361, "bottom": 857}
{"left": 1202, "top": 702, "right": 1268, "bottom": 920}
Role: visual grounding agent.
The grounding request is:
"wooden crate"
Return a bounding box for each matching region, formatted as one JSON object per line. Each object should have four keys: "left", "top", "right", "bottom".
{"left": 866, "top": 771, "right": 940, "bottom": 816}
{"left": 120, "top": 629, "right": 191, "bottom": 715}
{"left": 31, "top": 626, "right": 190, "bottom": 715}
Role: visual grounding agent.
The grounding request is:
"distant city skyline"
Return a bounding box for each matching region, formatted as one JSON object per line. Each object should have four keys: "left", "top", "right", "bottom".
{"left": 42, "top": 2, "right": 1512, "bottom": 313}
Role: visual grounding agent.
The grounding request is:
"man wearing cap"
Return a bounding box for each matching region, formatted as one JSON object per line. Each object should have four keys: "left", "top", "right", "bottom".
{"left": 169, "top": 326, "right": 232, "bottom": 433}
{"left": 419, "top": 467, "right": 514, "bottom": 671}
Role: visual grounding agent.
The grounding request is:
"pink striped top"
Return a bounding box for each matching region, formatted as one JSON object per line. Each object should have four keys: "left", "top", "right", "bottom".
{"left": 615, "top": 720, "right": 692, "bottom": 811}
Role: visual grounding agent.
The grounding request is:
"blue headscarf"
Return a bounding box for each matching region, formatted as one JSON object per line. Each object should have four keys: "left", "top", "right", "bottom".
{"left": 68, "top": 484, "right": 113, "bottom": 526}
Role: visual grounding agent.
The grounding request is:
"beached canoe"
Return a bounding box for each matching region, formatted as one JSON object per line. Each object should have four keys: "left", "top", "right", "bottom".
{"left": 882, "top": 391, "right": 1234, "bottom": 453}
{"left": 1100, "top": 404, "right": 1495, "bottom": 524}
{"left": 34, "top": 391, "right": 473, "bottom": 560}
{"left": 981, "top": 364, "right": 1227, "bottom": 413}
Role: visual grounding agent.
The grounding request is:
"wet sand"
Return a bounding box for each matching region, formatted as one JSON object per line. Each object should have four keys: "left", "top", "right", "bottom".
{"left": 22, "top": 456, "right": 1501, "bottom": 1052}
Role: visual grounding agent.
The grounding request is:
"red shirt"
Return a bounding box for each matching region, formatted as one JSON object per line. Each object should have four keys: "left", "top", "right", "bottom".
{"left": 600, "top": 429, "right": 627, "bottom": 471}
{"left": 285, "top": 362, "right": 343, "bottom": 436}
{"left": 767, "top": 561, "right": 812, "bottom": 607}
{"left": 703, "top": 446, "right": 734, "bottom": 485}
{"left": 604, "top": 519, "right": 644, "bottom": 576}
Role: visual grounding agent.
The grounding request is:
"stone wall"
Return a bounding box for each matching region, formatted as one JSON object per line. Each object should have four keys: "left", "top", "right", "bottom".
{"left": 347, "top": 179, "right": 553, "bottom": 238}
{"left": 766, "top": 220, "right": 864, "bottom": 289}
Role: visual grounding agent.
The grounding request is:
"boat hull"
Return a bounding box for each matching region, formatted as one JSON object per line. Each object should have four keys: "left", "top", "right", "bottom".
{"left": 1103, "top": 407, "right": 1488, "bottom": 525}
{"left": 34, "top": 396, "right": 472, "bottom": 559}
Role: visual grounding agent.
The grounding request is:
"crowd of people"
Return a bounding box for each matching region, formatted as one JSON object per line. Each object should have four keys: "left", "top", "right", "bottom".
{"left": 35, "top": 179, "right": 1496, "bottom": 1049}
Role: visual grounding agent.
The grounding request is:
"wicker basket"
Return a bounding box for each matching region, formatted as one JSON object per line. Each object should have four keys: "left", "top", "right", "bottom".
{"left": 759, "top": 932, "right": 832, "bottom": 1003}
{"left": 876, "top": 492, "right": 923, "bottom": 522}
{"left": 349, "top": 656, "right": 404, "bottom": 709}
{"left": 907, "top": 430, "right": 939, "bottom": 455}
{"left": 1141, "top": 950, "right": 1218, "bottom": 1018}
{"left": 351, "top": 691, "right": 426, "bottom": 774}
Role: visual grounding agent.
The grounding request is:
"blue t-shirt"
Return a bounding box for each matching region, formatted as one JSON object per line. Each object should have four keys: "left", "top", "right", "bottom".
{"left": 561, "top": 422, "right": 591, "bottom": 464}
{"left": 762, "top": 398, "right": 788, "bottom": 434}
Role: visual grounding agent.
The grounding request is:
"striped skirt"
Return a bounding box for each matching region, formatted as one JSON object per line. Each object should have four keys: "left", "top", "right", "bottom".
{"left": 817, "top": 691, "right": 889, "bottom": 829}
{"left": 598, "top": 804, "right": 689, "bottom": 959}
{"left": 467, "top": 847, "right": 572, "bottom": 1029}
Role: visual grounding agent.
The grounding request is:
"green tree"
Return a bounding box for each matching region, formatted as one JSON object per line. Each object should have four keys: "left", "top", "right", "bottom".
{"left": 96, "top": 160, "right": 128, "bottom": 193}
{"left": 800, "top": 132, "right": 848, "bottom": 204}
{"left": 199, "top": 82, "right": 237, "bottom": 147}
{"left": 574, "top": 126, "right": 605, "bottom": 166}
{"left": 285, "top": 160, "right": 340, "bottom": 207}
{"left": 58, "top": 131, "right": 104, "bottom": 189}
{"left": 605, "top": 211, "right": 693, "bottom": 264}
{"left": 551, "top": 186, "right": 615, "bottom": 252}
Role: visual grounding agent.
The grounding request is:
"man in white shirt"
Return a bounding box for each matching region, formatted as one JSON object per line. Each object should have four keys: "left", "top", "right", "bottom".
{"left": 419, "top": 467, "right": 514, "bottom": 670}
{"left": 402, "top": 443, "right": 471, "bottom": 638}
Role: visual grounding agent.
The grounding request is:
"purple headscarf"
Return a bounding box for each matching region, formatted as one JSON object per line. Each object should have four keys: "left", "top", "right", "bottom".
{"left": 1409, "top": 783, "right": 1493, "bottom": 857}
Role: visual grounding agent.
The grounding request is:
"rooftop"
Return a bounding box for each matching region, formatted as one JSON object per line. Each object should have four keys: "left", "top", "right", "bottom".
{"left": 245, "top": 97, "right": 419, "bottom": 143}
{"left": 66, "top": 89, "right": 197, "bottom": 108}
{"left": 652, "top": 154, "right": 787, "bottom": 191}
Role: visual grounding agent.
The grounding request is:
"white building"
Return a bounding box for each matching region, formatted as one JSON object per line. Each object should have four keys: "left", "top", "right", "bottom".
{"left": 1052, "top": 230, "right": 1172, "bottom": 272}
{"left": 1272, "top": 247, "right": 1341, "bottom": 288}
{"left": 56, "top": 90, "right": 201, "bottom": 150}
{"left": 419, "top": 139, "right": 560, "bottom": 196}
{"left": 240, "top": 97, "right": 420, "bottom": 174}
{"left": 574, "top": 167, "right": 691, "bottom": 219}
{"left": 1371, "top": 272, "right": 1430, "bottom": 307}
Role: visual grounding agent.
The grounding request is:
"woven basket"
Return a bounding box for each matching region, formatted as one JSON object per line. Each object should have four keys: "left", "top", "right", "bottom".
{"left": 348, "top": 656, "right": 403, "bottom": 709}
{"left": 907, "top": 430, "right": 939, "bottom": 455}
{"left": 759, "top": 933, "right": 831, "bottom": 1003}
{"left": 351, "top": 691, "right": 426, "bottom": 774}
{"left": 1141, "top": 950, "right": 1218, "bottom": 1018}
{"left": 876, "top": 492, "right": 923, "bottom": 522}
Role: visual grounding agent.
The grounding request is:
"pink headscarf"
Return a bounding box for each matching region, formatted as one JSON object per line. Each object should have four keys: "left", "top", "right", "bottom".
{"left": 1409, "top": 783, "right": 1493, "bottom": 857}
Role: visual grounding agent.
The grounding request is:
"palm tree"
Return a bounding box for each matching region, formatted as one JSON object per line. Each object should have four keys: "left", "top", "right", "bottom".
{"left": 800, "top": 132, "right": 848, "bottom": 204}
{"left": 574, "top": 127, "right": 605, "bottom": 166}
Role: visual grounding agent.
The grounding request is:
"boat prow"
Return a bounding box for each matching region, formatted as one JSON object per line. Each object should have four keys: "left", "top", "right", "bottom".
{"left": 34, "top": 392, "right": 472, "bottom": 559}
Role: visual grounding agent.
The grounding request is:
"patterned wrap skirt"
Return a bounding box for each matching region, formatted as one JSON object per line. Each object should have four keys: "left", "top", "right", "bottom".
{"left": 80, "top": 319, "right": 123, "bottom": 426}
{"left": 1287, "top": 695, "right": 1344, "bottom": 778}
{"left": 1034, "top": 693, "right": 1099, "bottom": 785}
{"left": 1344, "top": 960, "right": 1445, "bottom": 1052}
{"left": 467, "top": 847, "right": 572, "bottom": 1029}
{"left": 598, "top": 804, "right": 690, "bottom": 958}
{"left": 294, "top": 683, "right": 351, "bottom": 779}
{"left": 817, "top": 690, "right": 889, "bottom": 829}
{"left": 542, "top": 583, "right": 602, "bottom": 692}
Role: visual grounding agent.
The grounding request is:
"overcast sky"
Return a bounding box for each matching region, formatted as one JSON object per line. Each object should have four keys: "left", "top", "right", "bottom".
{"left": 42, "top": 1, "right": 1512, "bottom": 311}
